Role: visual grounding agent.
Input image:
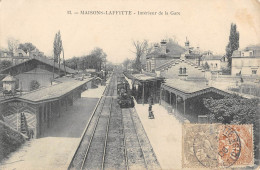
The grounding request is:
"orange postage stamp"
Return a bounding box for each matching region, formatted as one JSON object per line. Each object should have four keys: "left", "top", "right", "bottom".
{"left": 182, "top": 124, "right": 254, "bottom": 168}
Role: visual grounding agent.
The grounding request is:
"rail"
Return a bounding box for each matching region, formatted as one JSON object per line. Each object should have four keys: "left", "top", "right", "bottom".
{"left": 80, "top": 74, "right": 115, "bottom": 169}
{"left": 67, "top": 73, "right": 114, "bottom": 169}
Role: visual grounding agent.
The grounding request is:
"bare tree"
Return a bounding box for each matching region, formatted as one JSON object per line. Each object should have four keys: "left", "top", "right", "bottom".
{"left": 123, "top": 58, "right": 131, "bottom": 71}
{"left": 131, "top": 40, "right": 149, "bottom": 72}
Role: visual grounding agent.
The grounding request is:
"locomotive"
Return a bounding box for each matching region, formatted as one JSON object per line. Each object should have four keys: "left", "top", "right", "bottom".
{"left": 117, "top": 76, "right": 135, "bottom": 108}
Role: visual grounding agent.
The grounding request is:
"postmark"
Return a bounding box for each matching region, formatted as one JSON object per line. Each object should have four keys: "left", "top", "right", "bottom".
{"left": 182, "top": 124, "right": 254, "bottom": 168}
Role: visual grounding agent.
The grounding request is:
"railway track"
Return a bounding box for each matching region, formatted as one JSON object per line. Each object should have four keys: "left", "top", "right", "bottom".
{"left": 68, "top": 72, "right": 161, "bottom": 170}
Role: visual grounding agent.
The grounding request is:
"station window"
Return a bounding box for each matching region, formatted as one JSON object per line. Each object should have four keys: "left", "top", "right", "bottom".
{"left": 183, "top": 67, "right": 186, "bottom": 74}
{"left": 252, "top": 70, "right": 257, "bottom": 74}
{"left": 179, "top": 67, "right": 187, "bottom": 74}
{"left": 19, "top": 53, "right": 23, "bottom": 57}
{"left": 179, "top": 68, "right": 182, "bottom": 74}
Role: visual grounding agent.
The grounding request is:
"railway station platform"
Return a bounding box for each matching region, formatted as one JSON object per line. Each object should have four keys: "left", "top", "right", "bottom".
{"left": 134, "top": 102, "right": 182, "bottom": 169}
{"left": 0, "top": 86, "right": 106, "bottom": 170}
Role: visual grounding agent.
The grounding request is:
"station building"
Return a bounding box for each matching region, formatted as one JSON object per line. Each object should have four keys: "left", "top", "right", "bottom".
{"left": 0, "top": 78, "right": 93, "bottom": 138}
{"left": 160, "top": 79, "right": 231, "bottom": 123}
{"left": 0, "top": 56, "right": 75, "bottom": 92}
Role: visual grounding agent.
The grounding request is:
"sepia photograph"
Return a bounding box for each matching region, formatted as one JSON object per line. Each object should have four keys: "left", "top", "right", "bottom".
{"left": 0, "top": 0, "right": 259, "bottom": 169}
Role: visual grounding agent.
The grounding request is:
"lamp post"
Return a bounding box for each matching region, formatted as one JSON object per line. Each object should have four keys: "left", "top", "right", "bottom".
{"left": 102, "top": 57, "right": 107, "bottom": 81}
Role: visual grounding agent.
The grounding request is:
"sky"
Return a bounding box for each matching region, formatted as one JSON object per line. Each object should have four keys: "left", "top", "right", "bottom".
{"left": 0, "top": 0, "right": 260, "bottom": 63}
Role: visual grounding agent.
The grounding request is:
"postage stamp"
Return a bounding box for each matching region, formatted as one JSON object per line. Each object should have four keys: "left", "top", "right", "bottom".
{"left": 182, "top": 124, "right": 254, "bottom": 168}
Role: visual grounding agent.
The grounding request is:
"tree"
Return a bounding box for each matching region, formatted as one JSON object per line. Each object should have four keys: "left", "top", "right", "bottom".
{"left": 132, "top": 40, "right": 149, "bottom": 72}
{"left": 226, "top": 23, "right": 239, "bottom": 69}
{"left": 203, "top": 94, "right": 259, "bottom": 160}
{"left": 0, "top": 60, "right": 12, "bottom": 70}
{"left": 123, "top": 58, "right": 131, "bottom": 71}
{"left": 65, "top": 47, "right": 107, "bottom": 72}
{"left": 7, "top": 38, "right": 19, "bottom": 56}
{"left": 203, "top": 94, "right": 258, "bottom": 124}
{"left": 66, "top": 57, "right": 78, "bottom": 70}
{"left": 53, "top": 31, "right": 63, "bottom": 76}
{"left": 203, "top": 62, "right": 210, "bottom": 70}
{"left": 18, "top": 43, "right": 36, "bottom": 54}
{"left": 30, "top": 80, "right": 40, "bottom": 91}
{"left": 91, "top": 47, "right": 107, "bottom": 71}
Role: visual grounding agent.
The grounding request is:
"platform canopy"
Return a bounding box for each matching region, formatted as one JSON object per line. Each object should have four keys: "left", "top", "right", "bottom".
{"left": 130, "top": 74, "right": 164, "bottom": 83}
{"left": 161, "top": 79, "right": 231, "bottom": 100}
{"left": 0, "top": 78, "right": 93, "bottom": 104}
{"left": 0, "top": 56, "right": 76, "bottom": 76}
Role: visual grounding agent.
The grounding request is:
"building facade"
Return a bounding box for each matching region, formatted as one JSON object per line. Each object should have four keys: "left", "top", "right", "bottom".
{"left": 0, "top": 78, "right": 93, "bottom": 138}
{"left": 156, "top": 58, "right": 207, "bottom": 81}
{"left": 146, "top": 39, "right": 186, "bottom": 72}
{"left": 231, "top": 48, "right": 260, "bottom": 76}
{"left": 201, "top": 54, "right": 228, "bottom": 73}
{"left": 0, "top": 57, "right": 76, "bottom": 91}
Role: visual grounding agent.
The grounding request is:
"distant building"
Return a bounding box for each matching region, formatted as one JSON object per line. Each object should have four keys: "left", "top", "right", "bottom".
{"left": 0, "top": 56, "right": 76, "bottom": 91}
{"left": 0, "top": 48, "right": 46, "bottom": 66}
{"left": 13, "top": 49, "right": 29, "bottom": 58}
{"left": 0, "top": 49, "right": 30, "bottom": 65}
{"left": 146, "top": 39, "right": 186, "bottom": 72}
{"left": 29, "top": 48, "right": 45, "bottom": 58}
{"left": 201, "top": 54, "right": 228, "bottom": 73}
{"left": 146, "top": 38, "right": 203, "bottom": 73}
{"left": 231, "top": 46, "right": 260, "bottom": 76}
{"left": 180, "top": 38, "right": 202, "bottom": 66}
{"left": 2, "top": 75, "right": 17, "bottom": 92}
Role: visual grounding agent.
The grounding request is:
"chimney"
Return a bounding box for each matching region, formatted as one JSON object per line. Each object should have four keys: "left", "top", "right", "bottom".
{"left": 185, "top": 37, "right": 190, "bottom": 53}
{"left": 160, "top": 39, "right": 167, "bottom": 54}
{"left": 154, "top": 43, "right": 159, "bottom": 50}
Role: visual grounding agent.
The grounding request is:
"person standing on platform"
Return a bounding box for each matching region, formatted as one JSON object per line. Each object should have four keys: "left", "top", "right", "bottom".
{"left": 148, "top": 95, "right": 154, "bottom": 105}
{"left": 30, "top": 129, "right": 34, "bottom": 139}
{"left": 148, "top": 104, "right": 154, "bottom": 119}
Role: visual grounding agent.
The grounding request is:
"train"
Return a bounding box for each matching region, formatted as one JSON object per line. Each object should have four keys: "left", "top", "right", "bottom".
{"left": 117, "top": 75, "right": 135, "bottom": 108}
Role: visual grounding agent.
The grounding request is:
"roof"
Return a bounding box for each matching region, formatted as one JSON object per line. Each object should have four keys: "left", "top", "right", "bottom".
{"left": 2, "top": 75, "right": 16, "bottom": 82}
{"left": 164, "top": 79, "right": 208, "bottom": 93}
{"left": 184, "top": 53, "right": 202, "bottom": 59}
{"left": 232, "top": 48, "right": 260, "bottom": 58}
{"left": 244, "top": 45, "right": 260, "bottom": 51}
{"left": 202, "top": 55, "right": 224, "bottom": 60}
{"left": 16, "top": 78, "right": 92, "bottom": 103}
{"left": 0, "top": 50, "right": 12, "bottom": 58}
{"left": 162, "top": 79, "right": 231, "bottom": 99}
{"left": 14, "top": 49, "right": 28, "bottom": 57}
{"left": 85, "top": 69, "right": 96, "bottom": 72}
{"left": 146, "top": 39, "right": 185, "bottom": 59}
{"left": 155, "top": 58, "right": 205, "bottom": 72}
{"left": 130, "top": 73, "right": 164, "bottom": 82}
{"left": 0, "top": 56, "right": 76, "bottom": 75}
